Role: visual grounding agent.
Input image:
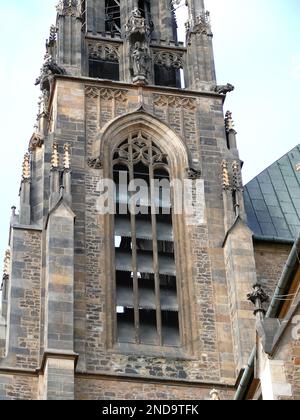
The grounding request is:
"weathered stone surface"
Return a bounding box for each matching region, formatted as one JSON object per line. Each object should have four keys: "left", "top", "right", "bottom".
{"left": 75, "top": 377, "right": 234, "bottom": 401}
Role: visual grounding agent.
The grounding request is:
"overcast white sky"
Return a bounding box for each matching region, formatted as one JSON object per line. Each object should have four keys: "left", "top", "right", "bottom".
{"left": 0, "top": 0, "right": 300, "bottom": 264}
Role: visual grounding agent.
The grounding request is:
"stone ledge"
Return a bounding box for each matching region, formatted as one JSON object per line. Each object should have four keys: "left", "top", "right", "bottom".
{"left": 39, "top": 350, "right": 79, "bottom": 374}
{"left": 75, "top": 371, "right": 237, "bottom": 389}
{"left": 11, "top": 224, "right": 42, "bottom": 232}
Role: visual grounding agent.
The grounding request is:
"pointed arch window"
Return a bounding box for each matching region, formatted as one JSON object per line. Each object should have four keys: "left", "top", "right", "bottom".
{"left": 113, "top": 132, "right": 180, "bottom": 347}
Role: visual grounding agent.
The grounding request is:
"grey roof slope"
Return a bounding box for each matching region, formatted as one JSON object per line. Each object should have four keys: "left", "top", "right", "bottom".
{"left": 244, "top": 145, "right": 300, "bottom": 241}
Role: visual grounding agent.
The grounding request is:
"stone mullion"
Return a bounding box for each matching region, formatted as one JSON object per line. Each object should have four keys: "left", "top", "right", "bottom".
{"left": 128, "top": 135, "right": 140, "bottom": 344}
{"left": 149, "top": 141, "right": 163, "bottom": 347}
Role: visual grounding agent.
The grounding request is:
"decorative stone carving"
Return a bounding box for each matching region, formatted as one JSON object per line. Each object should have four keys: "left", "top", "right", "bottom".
{"left": 29, "top": 133, "right": 44, "bottom": 152}
{"left": 125, "top": 8, "right": 151, "bottom": 42}
{"left": 87, "top": 156, "right": 103, "bottom": 170}
{"left": 114, "top": 133, "right": 168, "bottom": 167}
{"left": 22, "top": 153, "right": 31, "bottom": 181}
{"left": 210, "top": 389, "right": 221, "bottom": 400}
{"left": 131, "top": 42, "right": 151, "bottom": 80}
{"left": 37, "top": 92, "right": 50, "bottom": 118}
{"left": 56, "top": 0, "right": 81, "bottom": 17}
{"left": 171, "top": 0, "right": 183, "bottom": 8}
{"left": 35, "top": 55, "right": 66, "bottom": 92}
{"left": 46, "top": 25, "right": 57, "bottom": 58}
{"left": 232, "top": 160, "right": 243, "bottom": 192}
{"left": 221, "top": 160, "right": 230, "bottom": 191}
{"left": 125, "top": 8, "right": 152, "bottom": 85}
{"left": 186, "top": 167, "right": 202, "bottom": 180}
{"left": 2, "top": 249, "right": 11, "bottom": 282}
{"left": 51, "top": 142, "right": 60, "bottom": 169}
{"left": 85, "top": 86, "right": 100, "bottom": 99}
{"left": 214, "top": 83, "right": 235, "bottom": 95}
{"left": 88, "top": 43, "right": 119, "bottom": 62}
{"left": 153, "top": 51, "right": 184, "bottom": 70}
{"left": 225, "top": 111, "right": 235, "bottom": 132}
{"left": 247, "top": 284, "right": 269, "bottom": 316}
{"left": 85, "top": 86, "right": 128, "bottom": 103}
{"left": 64, "top": 144, "right": 71, "bottom": 170}
{"left": 153, "top": 94, "right": 196, "bottom": 110}
{"left": 186, "top": 10, "right": 212, "bottom": 36}
{"left": 100, "top": 88, "right": 128, "bottom": 102}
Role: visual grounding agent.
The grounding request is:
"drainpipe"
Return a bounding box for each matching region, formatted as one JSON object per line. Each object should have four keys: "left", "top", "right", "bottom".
{"left": 267, "top": 235, "right": 300, "bottom": 318}
{"left": 234, "top": 347, "right": 256, "bottom": 400}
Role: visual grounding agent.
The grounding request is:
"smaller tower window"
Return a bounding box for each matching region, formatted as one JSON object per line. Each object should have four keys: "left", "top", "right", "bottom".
{"left": 154, "top": 65, "right": 182, "bottom": 89}
{"left": 154, "top": 52, "right": 184, "bottom": 88}
{"left": 89, "top": 59, "right": 120, "bottom": 81}
{"left": 88, "top": 44, "right": 120, "bottom": 81}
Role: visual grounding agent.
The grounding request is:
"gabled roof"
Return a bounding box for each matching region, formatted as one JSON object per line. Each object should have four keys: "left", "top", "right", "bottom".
{"left": 244, "top": 145, "right": 300, "bottom": 240}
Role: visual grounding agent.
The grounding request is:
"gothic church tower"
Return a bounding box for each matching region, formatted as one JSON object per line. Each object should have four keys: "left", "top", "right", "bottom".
{"left": 0, "top": 0, "right": 257, "bottom": 400}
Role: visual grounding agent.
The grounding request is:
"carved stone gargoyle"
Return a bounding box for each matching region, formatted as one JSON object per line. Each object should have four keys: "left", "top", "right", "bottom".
{"left": 35, "top": 57, "right": 66, "bottom": 92}
{"left": 186, "top": 167, "right": 202, "bottom": 180}
{"left": 215, "top": 83, "right": 235, "bottom": 95}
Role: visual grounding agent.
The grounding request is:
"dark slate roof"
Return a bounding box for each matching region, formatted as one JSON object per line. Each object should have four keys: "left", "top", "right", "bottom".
{"left": 244, "top": 145, "right": 300, "bottom": 241}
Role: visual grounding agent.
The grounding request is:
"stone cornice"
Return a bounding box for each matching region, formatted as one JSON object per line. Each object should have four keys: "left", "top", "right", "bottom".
{"left": 52, "top": 74, "right": 226, "bottom": 102}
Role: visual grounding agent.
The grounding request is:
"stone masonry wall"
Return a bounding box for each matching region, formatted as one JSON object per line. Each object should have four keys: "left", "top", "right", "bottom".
{"left": 0, "top": 79, "right": 250, "bottom": 399}
{"left": 0, "top": 373, "right": 38, "bottom": 400}
{"left": 254, "top": 241, "right": 292, "bottom": 306}
{"left": 75, "top": 377, "right": 234, "bottom": 400}
{"left": 279, "top": 305, "right": 300, "bottom": 400}
{"left": 0, "top": 228, "right": 42, "bottom": 370}
{"left": 80, "top": 81, "right": 238, "bottom": 385}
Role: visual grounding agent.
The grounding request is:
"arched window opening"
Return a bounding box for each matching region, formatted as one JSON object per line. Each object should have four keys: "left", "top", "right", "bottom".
{"left": 154, "top": 65, "right": 182, "bottom": 88}
{"left": 105, "top": 0, "right": 121, "bottom": 35}
{"left": 113, "top": 132, "right": 180, "bottom": 347}
{"left": 88, "top": 44, "right": 120, "bottom": 81}
{"left": 154, "top": 52, "right": 184, "bottom": 88}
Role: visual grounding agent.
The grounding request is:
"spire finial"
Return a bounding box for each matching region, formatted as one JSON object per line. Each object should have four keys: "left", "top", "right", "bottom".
{"left": 225, "top": 111, "right": 236, "bottom": 132}
{"left": 56, "top": 0, "right": 81, "bottom": 17}
{"left": 22, "top": 153, "right": 31, "bottom": 181}
{"left": 51, "top": 142, "right": 60, "bottom": 169}
{"left": 3, "top": 249, "right": 11, "bottom": 281}
{"left": 63, "top": 143, "right": 71, "bottom": 170}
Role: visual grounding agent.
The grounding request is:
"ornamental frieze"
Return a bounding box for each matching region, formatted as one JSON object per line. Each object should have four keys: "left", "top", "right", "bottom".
{"left": 85, "top": 86, "right": 128, "bottom": 103}
{"left": 153, "top": 94, "right": 196, "bottom": 110}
